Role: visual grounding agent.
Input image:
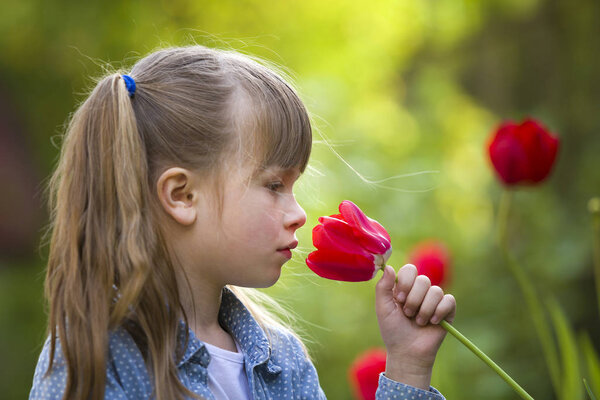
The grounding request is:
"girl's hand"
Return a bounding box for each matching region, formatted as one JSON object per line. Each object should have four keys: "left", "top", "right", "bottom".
{"left": 375, "top": 264, "right": 456, "bottom": 390}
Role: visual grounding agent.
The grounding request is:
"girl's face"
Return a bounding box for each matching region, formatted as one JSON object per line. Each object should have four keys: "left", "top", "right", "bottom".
{"left": 189, "top": 163, "right": 306, "bottom": 289}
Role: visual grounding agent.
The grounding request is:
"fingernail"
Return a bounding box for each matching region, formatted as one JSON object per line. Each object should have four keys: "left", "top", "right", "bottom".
{"left": 404, "top": 307, "right": 413, "bottom": 317}
{"left": 396, "top": 292, "right": 406, "bottom": 303}
{"left": 416, "top": 317, "right": 425, "bottom": 326}
{"left": 431, "top": 316, "right": 439, "bottom": 324}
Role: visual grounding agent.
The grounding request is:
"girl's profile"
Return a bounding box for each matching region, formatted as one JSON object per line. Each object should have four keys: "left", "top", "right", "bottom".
{"left": 30, "top": 45, "right": 456, "bottom": 400}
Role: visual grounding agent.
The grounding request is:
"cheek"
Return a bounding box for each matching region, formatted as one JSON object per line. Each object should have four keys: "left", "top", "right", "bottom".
{"left": 240, "top": 213, "right": 281, "bottom": 248}
{"left": 244, "top": 212, "right": 279, "bottom": 239}
{"left": 220, "top": 191, "right": 283, "bottom": 242}
{"left": 220, "top": 208, "right": 271, "bottom": 241}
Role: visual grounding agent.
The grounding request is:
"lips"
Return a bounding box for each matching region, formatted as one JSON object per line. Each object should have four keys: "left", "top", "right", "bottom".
{"left": 278, "top": 240, "right": 298, "bottom": 251}
{"left": 277, "top": 240, "right": 297, "bottom": 260}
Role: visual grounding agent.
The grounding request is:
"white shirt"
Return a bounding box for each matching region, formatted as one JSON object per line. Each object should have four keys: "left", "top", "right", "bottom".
{"left": 204, "top": 341, "right": 252, "bottom": 400}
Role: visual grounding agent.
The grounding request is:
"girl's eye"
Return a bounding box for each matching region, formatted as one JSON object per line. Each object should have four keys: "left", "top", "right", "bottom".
{"left": 266, "top": 181, "right": 284, "bottom": 192}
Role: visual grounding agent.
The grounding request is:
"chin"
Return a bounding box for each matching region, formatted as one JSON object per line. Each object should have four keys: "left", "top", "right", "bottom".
{"left": 229, "top": 268, "right": 281, "bottom": 289}
{"left": 257, "top": 274, "right": 282, "bottom": 289}
{"left": 241, "top": 269, "right": 282, "bottom": 289}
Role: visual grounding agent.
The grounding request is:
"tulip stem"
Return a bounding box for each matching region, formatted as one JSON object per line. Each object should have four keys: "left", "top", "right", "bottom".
{"left": 440, "top": 320, "right": 535, "bottom": 400}
{"left": 497, "top": 190, "right": 561, "bottom": 394}
{"left": 385, "top": 260, "right": 535, "bottom": 398}
{"left": 589, "top": 197, "right": 600, "bottom": 320}
{"left": 497, "top": 190, "right": 511, "bottom": 248}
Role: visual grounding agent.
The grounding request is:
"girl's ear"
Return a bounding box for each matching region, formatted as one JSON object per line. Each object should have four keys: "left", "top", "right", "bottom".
{"left": 156, "top": 167, "right": 198, "bottom": 226}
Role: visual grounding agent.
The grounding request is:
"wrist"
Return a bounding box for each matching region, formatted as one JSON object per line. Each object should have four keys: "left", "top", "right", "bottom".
{"left": 384, "top": 357, "right": 433, "bottom": 391}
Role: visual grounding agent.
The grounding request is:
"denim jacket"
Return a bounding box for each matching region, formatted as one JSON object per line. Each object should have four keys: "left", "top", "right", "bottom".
{"left": 30, "top": 288, "right": 444, "bottom": 400}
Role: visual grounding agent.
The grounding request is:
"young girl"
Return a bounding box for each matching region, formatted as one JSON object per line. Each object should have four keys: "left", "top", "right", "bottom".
{"left": 30, "top": 45, "right": 456, "bottom": 400}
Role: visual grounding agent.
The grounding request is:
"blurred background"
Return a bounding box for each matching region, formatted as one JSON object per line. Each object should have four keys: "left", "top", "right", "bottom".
{"left": 1, "top": 0, "right": 599, "bottom": 398}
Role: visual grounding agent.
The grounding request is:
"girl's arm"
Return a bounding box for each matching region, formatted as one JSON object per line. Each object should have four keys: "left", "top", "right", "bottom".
{"left": 375, "top": 264, "right": 456, "bottom": 393}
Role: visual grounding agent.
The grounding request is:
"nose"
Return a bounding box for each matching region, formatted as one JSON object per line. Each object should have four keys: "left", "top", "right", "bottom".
{"left": 284, "top": 195, "right": 307, "bottom": 231}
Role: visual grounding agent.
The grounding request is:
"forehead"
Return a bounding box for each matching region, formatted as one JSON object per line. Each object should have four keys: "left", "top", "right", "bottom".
{"left": 221, "top": 133, "right": 305, "bottom": 180}
{"left": 255, "top": 165, "right": 302, "bottom": 178}
{"left": 230, "top": 165, "right": 301, "bottom": 188}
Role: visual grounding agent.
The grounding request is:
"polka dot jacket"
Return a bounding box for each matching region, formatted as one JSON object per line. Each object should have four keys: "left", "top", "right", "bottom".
{"left": 29, "top": 288, "right": 445, "bottom": 400}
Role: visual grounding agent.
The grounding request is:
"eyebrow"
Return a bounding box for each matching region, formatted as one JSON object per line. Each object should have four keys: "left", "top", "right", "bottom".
{"left": 259, "top": 165, "right": 301, "bottom": 176}
{"left": 250, "top": 167, "right": 300, "bottom": 187}
{"left": 274, "top": 167, "right": 302, "bottom": 179}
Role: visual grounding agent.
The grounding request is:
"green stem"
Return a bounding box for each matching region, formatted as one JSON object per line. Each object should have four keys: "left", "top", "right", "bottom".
{"left": 385, "top": 255, "right": 535, "bottom": 398}
{"left": 497, "top": 190, "right": 561, "bottom": 394}
{"left": 497, "top": 190, "right": 511, "bottom": 248}
{"left": 585, "top": 378, "right": 598, "bottom": 400}
{"left": 440, "top": 320, "right": 535, "bottom": 400}
{"left": 588, "top": 198, "right": 600, "bottom": 320}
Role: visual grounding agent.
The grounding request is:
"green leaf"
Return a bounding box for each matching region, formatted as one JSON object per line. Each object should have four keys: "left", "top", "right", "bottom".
{"left": 547, "top": 297, "right": 583, "bottom": 400}
{"left": 580, "top": 333, "right": 600, "bottom": 398}
{"left": 501, "top": 244, "right": 561, "bottom": 394}
{"left": 585, "top": 379, "right": 598, "bottom": 400}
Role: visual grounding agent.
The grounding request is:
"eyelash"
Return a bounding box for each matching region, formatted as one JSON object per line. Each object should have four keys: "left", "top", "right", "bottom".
{"left": 266, "top": 181, "right": 284, "bottom": 192}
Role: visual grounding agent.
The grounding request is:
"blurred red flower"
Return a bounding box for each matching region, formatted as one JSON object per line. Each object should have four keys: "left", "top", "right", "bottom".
{"left": 348, "top": 348, "right": 387, "bottom": 400}
{"left": 487, "top": 118, "right": 559, "bottom": 186}
{"left": 306, "top": 200, "right": 392, "bottom": 282}
{"left": 408, "top": 240, "right": 450, "bottom": 287}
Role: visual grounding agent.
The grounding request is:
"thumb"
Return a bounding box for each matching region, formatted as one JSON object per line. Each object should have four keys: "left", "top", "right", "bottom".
{"left": 375, "top": 265, "right": 396, "bottom": 313}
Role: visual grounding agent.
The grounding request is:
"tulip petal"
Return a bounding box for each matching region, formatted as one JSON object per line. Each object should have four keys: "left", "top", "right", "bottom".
{"left": 519, "top": 119, "right": 559, "bottom": 183}
{"left": 322, "top": 213, "right": 343, "bottom": 221}
{"left": 348, "top": 348, "right": 387, "bottom": 400}
{"left": 339, "top": 201, "right": 391, "bottom": 255}
{"left": 408, "top": 240, "right": 450, "bottom": 287}
{"left": 488, "top": 122, "right": 529, "bottom": 185}
{"left": 306, "top": 249, "right": 378, "bottom": 282}
{"left": 488, "top": 119, "right": 559, "bottom": 186}
{"left": 313, "top": 217, "right": 373, "bottom": 257}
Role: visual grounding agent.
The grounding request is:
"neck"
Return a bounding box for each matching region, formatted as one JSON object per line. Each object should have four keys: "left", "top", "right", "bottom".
{"left": 177, "top": 274, "right": 237, "bottom": 351}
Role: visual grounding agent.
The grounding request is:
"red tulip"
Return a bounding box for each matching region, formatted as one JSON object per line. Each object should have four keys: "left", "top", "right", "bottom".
{"left": 348, "top": 348, "right": 387, "bottom": 400}
{"left": 408, "top": 240, "right": 450, "bottom": 287}
{"left": 487, "top": 118, "right": 559, "bottom": 186}
{"left": 306, "top": 201, "right": 392, "bottom": 282}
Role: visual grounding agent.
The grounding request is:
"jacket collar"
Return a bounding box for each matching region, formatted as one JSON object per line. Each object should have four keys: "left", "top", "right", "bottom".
{"left": 176, "top": 287, "right": 280, "bottom": 375}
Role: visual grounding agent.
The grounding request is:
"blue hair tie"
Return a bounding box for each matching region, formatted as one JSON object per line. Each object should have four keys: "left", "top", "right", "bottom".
{"left": 122, "top": 75, "right": 136, "bottom": 98}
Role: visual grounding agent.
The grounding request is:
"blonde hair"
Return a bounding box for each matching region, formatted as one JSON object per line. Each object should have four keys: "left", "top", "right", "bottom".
{"left": 44, "top": 45, "right": 312, "bottom": 400}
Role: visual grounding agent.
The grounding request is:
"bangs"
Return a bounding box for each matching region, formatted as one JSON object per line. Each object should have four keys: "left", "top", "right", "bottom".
{"left": 254, "top": 84, "right": 312, "bottom": 172}
{"left": 226, "top": 54, "right": 312, "bottom": 173}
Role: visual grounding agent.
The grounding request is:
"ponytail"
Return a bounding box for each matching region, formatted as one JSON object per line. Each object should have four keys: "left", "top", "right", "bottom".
{"left": 45, "top": 74, "right": 189, "bottom": 399}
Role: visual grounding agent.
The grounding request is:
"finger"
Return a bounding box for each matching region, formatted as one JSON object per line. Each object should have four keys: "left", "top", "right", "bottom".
{"left": 430, "top": 294, "right": 457, "bottom": 324}
{"left": 415, "top": 285, "right": 445, "bottom": 326}
{"left": 394, "top": 264, "right": 418, "bottom": 304}
{"left": 376, "top": 265, "right": 396, "bottom": 293}
{"left": 375, "top": 265, "right": 397, "bottom": 311}
{"left": 403, "top": 275, "right": 431, "bottom": 318}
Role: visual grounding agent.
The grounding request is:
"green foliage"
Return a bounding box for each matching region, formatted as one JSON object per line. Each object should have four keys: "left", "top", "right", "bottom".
{"left": 585, "top": 379, "right": 598, "bottom": 400}
{"left": 547, "top": 298, "right": 583, "bottom": 400}
{"left": 582, "top": 334, "right": 600, "bottom": 400}
{"left": 1, "top": 0, "right": 600, "bottom": 399}
{"left": 0, "top": 263, "right": 46, "bottom": 399}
